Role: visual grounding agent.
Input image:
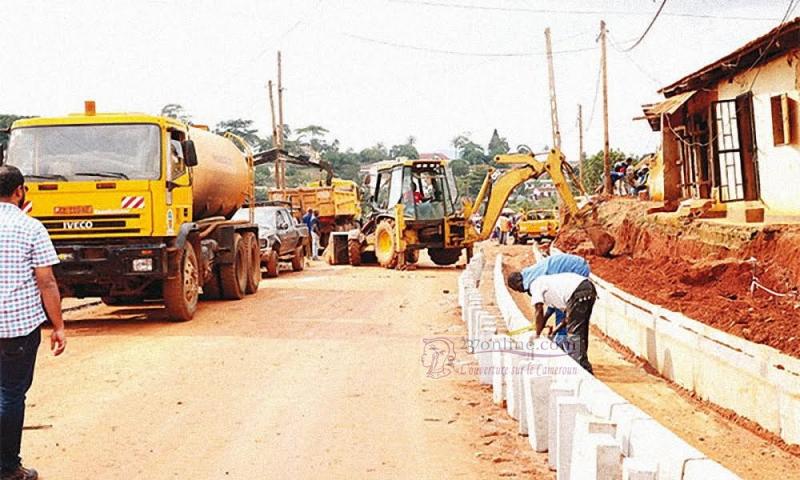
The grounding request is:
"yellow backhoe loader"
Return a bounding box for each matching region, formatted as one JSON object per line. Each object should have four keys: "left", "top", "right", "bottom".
{"left": 347, "top": 148, "right": 613, "bottom": 268}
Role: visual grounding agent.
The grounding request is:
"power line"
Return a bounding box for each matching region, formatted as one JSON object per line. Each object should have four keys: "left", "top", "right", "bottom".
{"left": 585, "top": 61, "right": 602, "bottom": 133}
{"left": 617, "top": 0, "right": 668, "bottom": 52}
{"left": 386, "top": 0, "right": 781, "bottom": 22}
{"left": 342, "top": 32, "right": 597, "bottom": 57}
{"left": 745, "top": 0, "right": 799, "bottom": 92}
{"left": 608, "top": 33, "right": 662, "bottom": 86}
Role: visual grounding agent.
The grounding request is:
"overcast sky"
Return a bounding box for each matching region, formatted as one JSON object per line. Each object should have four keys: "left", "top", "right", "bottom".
{"left": 0, "top": 0, "right": 794, "bottom": 159}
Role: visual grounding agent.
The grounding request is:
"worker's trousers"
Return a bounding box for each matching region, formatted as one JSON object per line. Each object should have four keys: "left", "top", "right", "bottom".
{"left": 563, "top": 280, "right": 596, "bottom": 374}
{"left": 0, "top": 325, "right": 41, "bottom": 472}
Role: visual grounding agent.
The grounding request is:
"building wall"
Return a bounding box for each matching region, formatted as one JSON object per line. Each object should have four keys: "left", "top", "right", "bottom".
{"left": 717, "top": 51, "right": 800, "bottom": 214}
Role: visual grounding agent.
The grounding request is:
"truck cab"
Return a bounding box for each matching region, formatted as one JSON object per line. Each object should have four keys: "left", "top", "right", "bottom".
{"left": 5, "top": 103, "right": 261, "bottom": 320}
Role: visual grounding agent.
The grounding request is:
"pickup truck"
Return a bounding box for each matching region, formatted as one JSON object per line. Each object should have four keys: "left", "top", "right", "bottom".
{"left": 233, "top": 203, "right": 310, "bottom": 277}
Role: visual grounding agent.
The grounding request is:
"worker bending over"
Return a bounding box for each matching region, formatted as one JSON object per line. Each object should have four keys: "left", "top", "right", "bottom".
{"left": 507, "top": 253, "right": 594, "bottom": 373}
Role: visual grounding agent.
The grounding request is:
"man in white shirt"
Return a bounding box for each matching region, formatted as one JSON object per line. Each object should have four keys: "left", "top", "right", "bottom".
{"left": 528, "top": 272, "right": 596, "bottom": 373}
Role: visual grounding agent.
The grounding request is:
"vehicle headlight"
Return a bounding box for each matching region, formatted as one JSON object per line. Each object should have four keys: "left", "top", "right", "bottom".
{"left": 132, "top": 258, "right": 153, "bottom": 272}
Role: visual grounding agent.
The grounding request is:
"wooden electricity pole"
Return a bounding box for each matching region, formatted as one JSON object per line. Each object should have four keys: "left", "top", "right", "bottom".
{"left": 276, "top": 51, "right": 286, "bottom": 189}
{"left": 268, "top": 80, "right": 278, "bottom": 147}
{"left": 600, "top": 20, "right": 612, "bottom": 194}
{"left": 578, "top": 103, "right": 585, "bottom": 190}
{"left": 544, "top": 27, "right": 561, "bottom": 151}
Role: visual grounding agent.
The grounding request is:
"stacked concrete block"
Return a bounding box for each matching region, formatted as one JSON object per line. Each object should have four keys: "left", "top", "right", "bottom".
{"left": 556, "top": 397, "right": 589, "bottom": 480}
{"left": 523, "top": 368, "right": 553, "bottom": 452}
{"left": 569, "top": 432, "right": 623, "bottom": 480}
{"left": 627, "top": 421, "right": 707, "bottom": 480}
{"left": 491, "top": 334, "right": 509, "bottom": 405}
{"left": 621, "top": 458, "right": 657, "bottom": 480}
{"left": 548, "top": 379, "right": 579, "bottom": 470}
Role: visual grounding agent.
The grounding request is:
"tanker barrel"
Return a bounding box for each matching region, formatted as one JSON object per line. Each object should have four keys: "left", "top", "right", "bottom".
{"left": 189, "top": 127, "right": 250, "bottom": 221}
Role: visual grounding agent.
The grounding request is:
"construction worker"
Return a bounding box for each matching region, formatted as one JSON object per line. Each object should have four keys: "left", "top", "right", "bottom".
{"left": 507, "top": 253, "right": 593, "bottom": 373}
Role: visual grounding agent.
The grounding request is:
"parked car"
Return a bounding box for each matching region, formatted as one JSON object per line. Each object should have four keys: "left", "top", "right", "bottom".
{"left": 233, "top": 203, "right": 309, "bottom": 277}
{"left": 513, "top": 209, "right": 559, "bottom": 244}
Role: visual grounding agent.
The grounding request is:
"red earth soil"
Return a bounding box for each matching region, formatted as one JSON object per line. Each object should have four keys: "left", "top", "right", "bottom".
{"left": 554, "top": 198, "right": 800, "bottom": 358}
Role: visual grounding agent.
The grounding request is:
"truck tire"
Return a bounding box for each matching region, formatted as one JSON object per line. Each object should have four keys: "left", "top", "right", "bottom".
{"left": 220, "top": 233, "right": 247, "bottom": 300}
{"left": 405, "top": 249, "right": 419, "bottom": 264}
{"left": 291, "top": 246, "right": 305, "bottom": 271}
{"left": 163, "top": 243, "right": 200, "bottom": 321}
{"left": 374, "top": 219, "right": 397, "bottom": 269}
{"left": 348, "top": 238, "right": 362, "bottom": 266}
{"left": 265, "top": 249, "right": 279, "bottom": 278}
{"left": 428, "top": 247, "right": 462, "bottom": 266}
{"left": 243, "top": 232, "right": 261, "bottom": 295}
{"left": 201, "top": 268, "right": 222, "bottom": 300}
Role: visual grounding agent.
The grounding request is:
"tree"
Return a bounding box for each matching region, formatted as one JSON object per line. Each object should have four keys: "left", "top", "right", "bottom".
{"left": 581, "top": 148, "right": 630, "bottom": 193}
{"left": 389, "top": 141, "right": 419, "bottom": 160}
{"left": 487, "top": 129, "right": 510, "bottom": 159}
{"left": 0, "top": 114, "right": 29, "bottom": 147}
{"left": 160, "top": 104, "right": 191, "bottom": 123}
{"left": 450, "top": 159, "right": 470, "bottom": 177}
{"left": 452, "top": 134, "right": 487, "bottom": 165}
{"left": 213, "top": 119, "right": 261, "bottom": 148}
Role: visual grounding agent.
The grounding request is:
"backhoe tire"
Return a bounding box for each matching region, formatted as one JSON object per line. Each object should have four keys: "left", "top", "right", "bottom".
{"left": 264, "top": 249, "right": 279, "bottom": 278}
{"left": 374, "top": 220, "right": 398, "bottom": 269}
{"left": 220, "top": 233, "right": 247, "bottom": 300}
{"left": 348, "top": 238, "right": 362, "bottom": 266}
{"left": 163, "top": 243, "right": 200, "bottom": 321}
{"left": 291, "top": 247, "right": 305, "bottom": 272}
{"left": 428, "top": 247, "right": 462, "bottom": 266}
{"left": 243, "top": 232, "right": 261, "bottom": 295}
{"left": 405, "top": 249, "right": 419, "bottom": 264}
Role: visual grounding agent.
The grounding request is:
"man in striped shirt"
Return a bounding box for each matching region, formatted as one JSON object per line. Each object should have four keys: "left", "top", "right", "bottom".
{"left": 0, "top": 165, "right": 66, "bottom": 480}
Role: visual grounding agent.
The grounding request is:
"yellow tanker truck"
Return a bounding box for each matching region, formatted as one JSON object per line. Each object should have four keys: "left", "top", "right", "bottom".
{"left": 3, "top": 102, "right": 262, "bottom": 321}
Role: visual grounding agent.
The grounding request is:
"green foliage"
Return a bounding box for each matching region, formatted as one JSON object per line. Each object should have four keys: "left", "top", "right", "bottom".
{"left": 0, "top": 114, "right": 30, "bottom": 147}
{"left": 581, "top": 148, "right": 630, "bottom": 193}
{"left": 160, "top": 104, "right": 191, "bottom": 123}
{"left": 389, "top": 142, "right": 419, "bottom": 159}
{"left": 487, "top": 129, "right": 510, "bottom": 159}
{"left": 452, "top": 134, "right": 487, "bottom": 165}
{"left": 213, "top": 118, "right": 261, "bottom": 147}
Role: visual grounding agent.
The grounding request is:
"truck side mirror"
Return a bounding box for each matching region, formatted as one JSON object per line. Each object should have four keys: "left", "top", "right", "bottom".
{"left": 183, "top": 140, "right": 198, "bottom": 167}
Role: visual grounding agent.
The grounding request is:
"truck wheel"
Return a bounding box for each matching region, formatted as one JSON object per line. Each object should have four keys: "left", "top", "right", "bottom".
{"left": 404, "top": 249, "right": 419, "bottom": 264}
{"left": 348, "top": 238, "right": 362, "bottom": 266}
{"left": 428, "top": 247, "right": 462, "bottom": 266}
{"left": 201, "top": 268, "right": 222, "bottom": 300}
{"left": 163, "top": 243, "right": 200, "bottom": 321}
{"left": 374, "top": 219, "right": 397, "bottom": 269}
{"left": 243, "top": 232, "right": 261, "bottom": 294}
{"left": 265, "top": 249, "right": 279, "bottom": 278}
{"left": 291, "top": 247, "right": 305, "bottom": 271}
{"left": 220, "top": 233, "right": 247, "bottom": 300}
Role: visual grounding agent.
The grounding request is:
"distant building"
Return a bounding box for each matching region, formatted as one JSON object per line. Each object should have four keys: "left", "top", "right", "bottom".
{"left": 418, "top": 152, "right": 450, "bottom": 161}
{"left": 638, "top": 17, "right": 800, "bottom": 221}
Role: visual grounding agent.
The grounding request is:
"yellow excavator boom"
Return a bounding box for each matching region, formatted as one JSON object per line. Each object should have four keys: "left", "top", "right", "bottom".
{"left": 470, "top": 148, "right": 614, "bottom": 256}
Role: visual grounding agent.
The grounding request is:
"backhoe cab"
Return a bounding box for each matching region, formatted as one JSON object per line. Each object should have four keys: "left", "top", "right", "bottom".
{"left": 347, "top": 149, "right": 614, "bottom": 269}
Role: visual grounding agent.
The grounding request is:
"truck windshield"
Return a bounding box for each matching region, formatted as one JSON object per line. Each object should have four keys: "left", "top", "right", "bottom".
{"left": 7, "top": 124, "right": 161, "bottom": 181}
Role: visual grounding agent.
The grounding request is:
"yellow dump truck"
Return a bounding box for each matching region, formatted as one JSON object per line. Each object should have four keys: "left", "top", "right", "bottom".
{"left": 4, "top": 102, "right": 263, "bottom": 321}
{"left": 268, "top": 178, "right": 361, "bottom": 244}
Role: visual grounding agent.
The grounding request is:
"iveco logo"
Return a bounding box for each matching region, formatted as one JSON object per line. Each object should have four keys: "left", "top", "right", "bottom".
{"left": 62, "top": 220, "right": 94, "bottom": 230}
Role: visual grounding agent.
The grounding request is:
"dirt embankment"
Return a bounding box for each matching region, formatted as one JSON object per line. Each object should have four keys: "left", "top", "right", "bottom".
{"left": 556, "top": 198, "right": 800, "bottom": 358}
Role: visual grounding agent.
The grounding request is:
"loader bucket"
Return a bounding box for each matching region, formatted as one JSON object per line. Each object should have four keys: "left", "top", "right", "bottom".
{"left": 585, "top": 225, "right": 615, "bottom": 257}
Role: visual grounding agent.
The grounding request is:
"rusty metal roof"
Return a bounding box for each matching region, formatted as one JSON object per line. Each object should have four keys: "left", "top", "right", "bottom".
{"left": 660, "top": 16, "right": 800, "bottom": 97}
{"left": 635, "top": 91, "right": 696, "bottom": 131}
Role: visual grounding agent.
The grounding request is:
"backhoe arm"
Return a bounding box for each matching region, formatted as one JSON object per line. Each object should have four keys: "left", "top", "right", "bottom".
{"left": 473, "top": 149, "right": 579, "bottom": 240}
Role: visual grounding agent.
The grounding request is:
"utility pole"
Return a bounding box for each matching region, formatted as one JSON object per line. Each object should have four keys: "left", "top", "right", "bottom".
{"left": 277, "top": 51, "right": 286, "bottom": 189}
{"left": 578, "top": 103, "right": 585, "bottom": 190}
{"left": 267, "top": 79, "right": 282, "bottom": 190}
{"left": 600, "top": 20, "right": 612, "bottom": 194}
{"left": 544, "top": 27, "right": 561, "bottom": 151}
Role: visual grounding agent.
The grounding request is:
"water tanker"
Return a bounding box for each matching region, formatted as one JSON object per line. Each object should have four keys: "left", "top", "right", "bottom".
{"left": 7, "top": 103, "right": 263, "bottom": 321}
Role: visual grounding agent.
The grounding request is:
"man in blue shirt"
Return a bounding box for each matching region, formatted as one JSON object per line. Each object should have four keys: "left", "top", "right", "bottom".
{"left": 507, "top": 253, "right": 591, "bottom": 351}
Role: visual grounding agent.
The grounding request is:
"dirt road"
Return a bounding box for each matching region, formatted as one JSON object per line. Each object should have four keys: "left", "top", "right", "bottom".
{"left": 24, "top": 258, "right": 544, "bottom": 479}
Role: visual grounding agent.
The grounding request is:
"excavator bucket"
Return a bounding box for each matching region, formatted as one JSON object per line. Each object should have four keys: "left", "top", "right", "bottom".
{"left": 585, "top": 224, "right": 615, "bottom": 257}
